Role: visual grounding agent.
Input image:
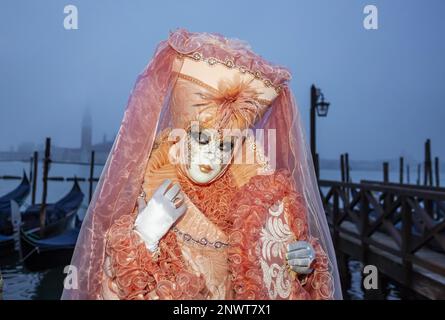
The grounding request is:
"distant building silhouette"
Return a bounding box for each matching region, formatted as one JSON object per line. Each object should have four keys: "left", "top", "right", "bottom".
{"left": 0, "top": 109, "right": 114, "bottom": 164}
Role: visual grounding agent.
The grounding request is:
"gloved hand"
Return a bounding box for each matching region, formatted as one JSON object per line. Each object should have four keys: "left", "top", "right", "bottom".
{"left": 286, "top": 241, "right": 316, "bottom": 275}
{"left": 134, "top": 179, "right": 187, "bottom": 252}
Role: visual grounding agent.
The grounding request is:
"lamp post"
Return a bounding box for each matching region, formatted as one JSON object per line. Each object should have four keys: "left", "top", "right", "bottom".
{"left": 310, "top": 84, "right": 330, "bottom": 179}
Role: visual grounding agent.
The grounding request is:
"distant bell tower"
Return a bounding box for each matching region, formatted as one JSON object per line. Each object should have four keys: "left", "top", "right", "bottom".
{"left": 81, "top": 108, "right": 92, "bottom": 152}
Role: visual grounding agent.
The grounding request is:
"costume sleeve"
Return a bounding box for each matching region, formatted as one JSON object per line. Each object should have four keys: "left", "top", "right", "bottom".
{"left": 101, "top": 212, "right": 209, "bottom": 300}
{"left": 227, "top": 169, "right": 334, "bottom": 300}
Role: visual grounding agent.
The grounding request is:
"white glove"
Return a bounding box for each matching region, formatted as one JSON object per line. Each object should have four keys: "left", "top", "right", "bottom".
{"left": 134, "top": 179, "right": 187, "bottom": 252}
{"left": 286, "top": 241, "right": 316, "bottom": 275}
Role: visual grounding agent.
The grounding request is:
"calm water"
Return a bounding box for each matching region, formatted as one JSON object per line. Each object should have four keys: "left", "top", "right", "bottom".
{"left": 0, "top": 161, "right": 442, "bottom": 300}
{"left": 0, "top": 160, "right": 101, "bottom": 300}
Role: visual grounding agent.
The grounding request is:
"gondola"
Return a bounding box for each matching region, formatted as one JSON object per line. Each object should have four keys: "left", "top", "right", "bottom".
{"left": 0, "top": 172, "right": 31, "bottom": 235}
{"left": 20, "top": 211, "right": 81, "bottom": 271}
{"left": 1, "top": 179, "right": 84, "bottom": 256}
{"left": 19, "top": 179, "right": 84, "bottom": 270}
{"left": 0, "top": 172, "right": 30, "bottom": 254}
{"left": 21, "top": 178, "right": 84, "bottom": 233}
{"left": 0, "top": 233, "right": 14, "bottom": 254}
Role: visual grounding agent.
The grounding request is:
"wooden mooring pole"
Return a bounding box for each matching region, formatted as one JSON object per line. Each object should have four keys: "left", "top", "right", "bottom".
{"left": 339, "top": 153, "right": 350, "bottom": 182}
{"left": 399, "top": 157, "right": 404, "bottom": 184}
{"left": 39, "top": 138, "right": 51, "bottom": 237}
{"left": 89, "top": 150, "right": 95, "bottom": 203}
{"left": 32, "top": 151, "right": 38, "bottom": 205}
{"left": 417, "top": 163, "right": 421, "bottom": 185}
{"left": 435, "top": 157, "right": 440, "bottom": 187}
{"left": 406, "top": 164, "right": 410, "bottom": 184}
{"left": 423, "top": 140, "right": 434, "bottom": 215}
{"left": 345, "top": 153, "right": 350, "bottom": 202}
{"left": 383, "top": 162, "right": 389, "bottom": 183}
{"left": 340, "top": 154, "right": 345, "bottom": 182}
{"left": 424, "top": 139, "right": 433, "bottom": 186}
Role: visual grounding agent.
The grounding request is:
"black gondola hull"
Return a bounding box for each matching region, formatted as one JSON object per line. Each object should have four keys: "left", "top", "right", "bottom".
{"left": 20, "top": 208, "right": 79, "bottom": 271}
{"left": 0, "top": 173, "right": 31, "bottom": 235}
{"left": 20, "top": 235, "right": 75, "bottom": 272}
{"left": 0, "top": 235, "right": 15, "bottom": 257}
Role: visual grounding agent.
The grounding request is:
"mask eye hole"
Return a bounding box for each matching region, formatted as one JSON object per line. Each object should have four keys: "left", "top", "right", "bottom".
{"left": 219, "top": 140, "right": 234, "bottom": 152}
{"left": 191, "top": 130, "right": 209, "bottom": 145}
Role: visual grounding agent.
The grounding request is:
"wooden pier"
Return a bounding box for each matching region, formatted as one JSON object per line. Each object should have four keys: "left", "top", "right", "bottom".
{"left": 319, "top": 179, "right": 445, "bottom": 299}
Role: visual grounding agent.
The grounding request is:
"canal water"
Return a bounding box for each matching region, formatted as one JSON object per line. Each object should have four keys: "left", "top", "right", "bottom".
{"left": 1, "top": 161, "right": 443, "bottom": 300}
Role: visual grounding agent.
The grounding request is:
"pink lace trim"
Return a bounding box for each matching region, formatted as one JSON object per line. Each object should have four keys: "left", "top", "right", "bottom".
{"left": 168, "top": 29, "right": 292, "bottom": 87}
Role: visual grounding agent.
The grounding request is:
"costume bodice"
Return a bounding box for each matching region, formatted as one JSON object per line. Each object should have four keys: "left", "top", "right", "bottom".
{"left": 173, "top": 197, "right": 232, "bottom": 299}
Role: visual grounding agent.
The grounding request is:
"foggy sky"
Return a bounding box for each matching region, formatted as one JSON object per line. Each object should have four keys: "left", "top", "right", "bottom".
{"left": 0, "top": 0, "right": 444, "bottom": 162}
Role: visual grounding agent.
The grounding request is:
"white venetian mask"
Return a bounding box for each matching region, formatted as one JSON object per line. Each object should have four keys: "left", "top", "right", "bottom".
{"left": 184, "top": 128, "right": 234, "bottom": 184}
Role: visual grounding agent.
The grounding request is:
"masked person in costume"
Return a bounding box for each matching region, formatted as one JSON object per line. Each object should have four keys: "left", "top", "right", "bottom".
{"left": 62, "top": 29, "right": 342, "bottom": 300}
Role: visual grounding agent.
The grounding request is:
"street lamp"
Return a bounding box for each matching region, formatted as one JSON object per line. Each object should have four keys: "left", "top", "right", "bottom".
{"left": 310, "top": 84, "right": 330, "bottom": 179}
{"left": 316, "top": 93, "right": 330, "bottom": 117}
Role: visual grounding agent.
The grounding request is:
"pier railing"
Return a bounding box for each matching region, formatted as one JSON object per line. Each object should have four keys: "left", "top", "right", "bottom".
{"left": 319, "top": 179, "right": 445, "bottom": 297}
